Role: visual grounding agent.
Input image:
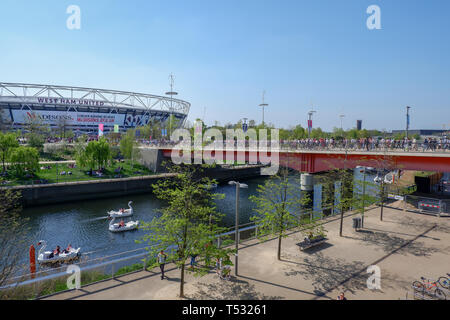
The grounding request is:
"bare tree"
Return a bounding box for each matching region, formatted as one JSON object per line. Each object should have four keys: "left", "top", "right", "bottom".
{"left": 0, "top": 189, "right": 30, "bottom": 292}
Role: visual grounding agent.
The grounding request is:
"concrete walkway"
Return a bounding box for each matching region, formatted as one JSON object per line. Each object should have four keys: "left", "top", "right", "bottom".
{"left": 44, "top": 206, "right": 450, "bottom": 300}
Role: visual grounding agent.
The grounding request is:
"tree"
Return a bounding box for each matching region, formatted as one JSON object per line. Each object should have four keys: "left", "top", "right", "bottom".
{"left": 26, "top": 132, "right": 45, "bottom": 152}
{"left": 0, "top": 189, "right": 30, "bottom": 294}
{"left": 0, "top": 132, "right": 19, "bottom": 172}
{"left": 9, "top": 146, "right": 40, "bottom": 177}
{"left": 250, "top": 168, "right": 301, "bottom": 260}
{"left": 137, "top": 164, "right": 232, "bottom": 298}
{"left": 119, "top": 130, "right": 136, "bottom": 159}
{"left": 76, "top": 138, "right": 111, "bottom": 172}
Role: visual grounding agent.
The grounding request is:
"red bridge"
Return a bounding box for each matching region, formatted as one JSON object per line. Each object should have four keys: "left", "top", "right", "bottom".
{"left": 157, "top": 148, "right": 450, "bottom": 173}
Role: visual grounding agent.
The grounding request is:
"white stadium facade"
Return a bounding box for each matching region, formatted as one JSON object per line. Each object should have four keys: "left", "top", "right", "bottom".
{"left": 0, "top": 83, "right": 190, "bottom": 134}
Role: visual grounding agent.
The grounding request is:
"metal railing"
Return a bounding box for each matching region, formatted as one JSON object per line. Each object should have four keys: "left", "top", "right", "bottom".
{"left": 0, "top": 204, "right": 348, "bottom": 298}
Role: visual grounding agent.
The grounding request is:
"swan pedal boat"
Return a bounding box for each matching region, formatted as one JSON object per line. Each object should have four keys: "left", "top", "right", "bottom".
{"left": 108, "top": 201, "right": 133, "bottom": 218}
{"left": 37, "top": 241, "right": 81, "bottom": 264}
{"left": 109, "top": 217, "right": 139, "bottom": 233}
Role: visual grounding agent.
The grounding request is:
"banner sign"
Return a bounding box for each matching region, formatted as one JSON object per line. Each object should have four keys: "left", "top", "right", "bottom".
{"left": 114, "top": 124, "right": 119, "bottom": 133}
{"left": 11, "top": 110, "right": 125, "bottom": 126}
{"left": 98, "top": 123, "right": 104, "bottom": 137}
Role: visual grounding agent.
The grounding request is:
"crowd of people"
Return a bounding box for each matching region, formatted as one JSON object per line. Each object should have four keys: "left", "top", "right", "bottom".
{"left": 280, "top": 136, "right": 450, "bottom": 152}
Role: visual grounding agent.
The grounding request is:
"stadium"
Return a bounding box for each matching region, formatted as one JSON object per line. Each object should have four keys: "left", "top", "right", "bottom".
{"left": 0, "top": 82, "right": 190, "bottom": 134}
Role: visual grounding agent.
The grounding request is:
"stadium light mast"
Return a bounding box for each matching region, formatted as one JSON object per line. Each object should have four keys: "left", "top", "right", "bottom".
{"left": 307, "top": 108, "right": 316, "bottom": 138}
{"left": 165, "top": 74, "right": 178, "bottom": 136}
{"left": 259, "top": 90, "right": 268, "bottom": 127}
{"left": 339, "top": 114, "right": 345, "bottom": 131}
{"left": 405, "top": 106, "right": 411, "bottom": 139}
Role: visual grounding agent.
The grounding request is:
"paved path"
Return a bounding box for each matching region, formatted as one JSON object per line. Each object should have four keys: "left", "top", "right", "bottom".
{"left": 44, "top": 206, "right": 450, "bottom": 300}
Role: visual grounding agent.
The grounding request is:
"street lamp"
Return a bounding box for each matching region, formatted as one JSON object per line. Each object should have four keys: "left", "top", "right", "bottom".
{"left": 228, "top": 180, "right": 248, "bottom": 276}
{"left": 359, "top": 167, "right": 367, "bottom": 228}
{"left": 259, "top": 91, "right": 268, "bottom": 127}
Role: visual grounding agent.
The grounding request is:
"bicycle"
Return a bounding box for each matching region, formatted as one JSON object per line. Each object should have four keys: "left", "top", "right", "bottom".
{"left": 412, "top": 277, "right": 446, "bottom": 300}
{"left": 438, "top": 273, "right": 450, "bottom": 290}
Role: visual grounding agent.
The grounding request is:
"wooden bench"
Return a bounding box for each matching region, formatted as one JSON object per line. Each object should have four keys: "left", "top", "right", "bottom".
{"left": 297, "top": 237, "right": 328, "bottom": 251}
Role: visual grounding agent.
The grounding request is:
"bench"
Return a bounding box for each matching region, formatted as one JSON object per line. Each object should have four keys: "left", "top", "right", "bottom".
{"left": 297, "top": 236, "right": 328, "bottom": 251}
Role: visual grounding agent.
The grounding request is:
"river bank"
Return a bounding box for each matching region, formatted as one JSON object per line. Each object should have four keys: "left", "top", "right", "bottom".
{"left": 5, "top": 164, "right": 263, "bottom": 207}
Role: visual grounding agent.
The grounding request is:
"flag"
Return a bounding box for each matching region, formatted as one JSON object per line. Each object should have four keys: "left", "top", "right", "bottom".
{"left": 98, "top": 124, "right": 104, "bottom": 137}
{"left": 114, "top": 124, "right": 119, "bottom": 133}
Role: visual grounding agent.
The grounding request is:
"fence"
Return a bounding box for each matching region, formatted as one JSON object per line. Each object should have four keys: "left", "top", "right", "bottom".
{"left": 0, "top": 203, "right": 350, "bottom": 299}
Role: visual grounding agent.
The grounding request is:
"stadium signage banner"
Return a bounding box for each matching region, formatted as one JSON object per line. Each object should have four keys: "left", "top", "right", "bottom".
{"left": 11, "top": 110, "right": 125, "bottom": 126}
{"left": 35, "top": 97, "right": 106, "bottom": 107}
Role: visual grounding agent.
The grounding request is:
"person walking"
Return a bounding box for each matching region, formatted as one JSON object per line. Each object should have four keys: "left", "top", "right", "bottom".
{"left": 158, "top": 250, "right": 167, "bottom": 280}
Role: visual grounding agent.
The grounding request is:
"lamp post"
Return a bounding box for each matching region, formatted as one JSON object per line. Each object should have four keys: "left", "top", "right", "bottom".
{"left": 259, "top": 91, "right": 268, "bottom": 127}
{"left": 359, "top": 167, "right": 367, "bottom": 228}
{"left": 228, "top": 181, "right": 248, "bottom": 276}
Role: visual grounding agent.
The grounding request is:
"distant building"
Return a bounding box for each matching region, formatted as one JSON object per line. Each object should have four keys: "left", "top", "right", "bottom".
{"left": 356, "top": 120, "right": 362, "bottom": 131}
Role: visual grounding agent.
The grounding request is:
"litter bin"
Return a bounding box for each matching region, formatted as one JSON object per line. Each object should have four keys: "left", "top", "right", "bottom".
{"left": 352, "top": 217, "right": 361, "bottom": 229}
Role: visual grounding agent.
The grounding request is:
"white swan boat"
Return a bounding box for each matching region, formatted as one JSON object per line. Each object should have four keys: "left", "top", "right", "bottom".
{"left": 108, "top": 201, "right": 133, "bottom": 218}
{"left": 37, "top": 240, "right": 81, "bottom": 264}
{"left": 108, "top": 216, "right": 139, "bottom": 233}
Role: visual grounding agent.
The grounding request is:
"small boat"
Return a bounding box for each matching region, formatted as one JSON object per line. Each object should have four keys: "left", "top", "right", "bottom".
{"left": 374, "top": 175, "right": 383, "bottom": 183}
{"left": 108, "top": 201, "right": 133, "bottom": 218}
{"left": 37, "top": 240, "right": 81, "bottom": 264}
{"left": 108, "top": 216, "right": 139, "bottom": 233}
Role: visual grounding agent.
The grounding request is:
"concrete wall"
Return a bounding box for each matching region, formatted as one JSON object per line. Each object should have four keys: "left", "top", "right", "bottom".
{"left": 9, "top": 165, "right": 263, "bottom": 207}
{"left": 10, "top": 174, "right": 174, "bottom": 207}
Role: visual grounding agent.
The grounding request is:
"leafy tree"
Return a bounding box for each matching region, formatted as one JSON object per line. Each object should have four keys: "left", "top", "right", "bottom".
{"left": 0, "top": 132, "right": 19, "bottom": 172}
{"left": 0, "top": 189, "right": 30, "bottom": 294}
{"left": 9, "top": 146, "right": 40, "bottom": 177}
{"left": 120, "top": 130, "right": 137, "bottom": 159}
{"left": 76, "top": 138, "right": 111, "bottom": 172}
{"left": 137, "top": 164, "right": 232, "bottom": 298}
{"left": 26, "top": 133, "right": 45, "bottom": 152}
{"left": 250, "top": 168, "right": 302, "bottom": 260}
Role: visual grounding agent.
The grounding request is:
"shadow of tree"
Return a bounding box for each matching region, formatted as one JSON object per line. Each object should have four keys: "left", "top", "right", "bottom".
{"left": 282, "top": 252, "right": 369, "bottom": 295}
{"left": 357, "top": 229, "right": 440, "bottom": 257}
{"left": 187, "top": 277, "right": 284, "bottom": 300}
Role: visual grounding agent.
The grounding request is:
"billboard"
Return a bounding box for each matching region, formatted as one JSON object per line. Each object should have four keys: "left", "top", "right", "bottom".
{"left": 11, "top": 110, "right": 125, "bottom": 127}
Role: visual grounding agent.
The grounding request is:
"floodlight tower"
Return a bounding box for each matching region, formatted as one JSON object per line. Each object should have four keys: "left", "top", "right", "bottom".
{"left": 165, "top": 74, "right": 178, "bottom": 136}
{"left": 259, "top": 90, "right": 268, "bottom": 127}
{"left": 340, "top": 114, "right": 345, "bottom": 131}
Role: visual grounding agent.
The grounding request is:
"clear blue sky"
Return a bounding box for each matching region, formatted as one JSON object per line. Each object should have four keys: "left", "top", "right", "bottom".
{"left": 0, "top": 0, "right": 449, "bottom": 131}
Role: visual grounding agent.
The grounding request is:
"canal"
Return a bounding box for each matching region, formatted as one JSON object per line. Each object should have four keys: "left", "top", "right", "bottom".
{"left": 18, "top": 169, "right": 377, "bottom": 270}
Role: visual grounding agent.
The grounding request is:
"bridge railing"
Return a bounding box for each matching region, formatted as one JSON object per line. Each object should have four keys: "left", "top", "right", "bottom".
{"left": 140, "top": 140, "right": 450, "bottom": 154}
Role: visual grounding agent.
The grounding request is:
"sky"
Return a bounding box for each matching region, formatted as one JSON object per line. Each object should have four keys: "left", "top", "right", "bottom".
{"left": 0, "top": 0, "right": 449, "bottom": 131}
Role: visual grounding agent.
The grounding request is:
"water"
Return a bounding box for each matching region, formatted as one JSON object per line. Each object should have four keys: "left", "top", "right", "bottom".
{"left": 19, "top": 175, "right": 271, "bottom": 268}
{"left": 18, "top": 170, "right": 374, "bottom": 270}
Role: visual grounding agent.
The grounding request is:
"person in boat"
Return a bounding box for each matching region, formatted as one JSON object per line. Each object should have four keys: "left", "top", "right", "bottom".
{"left": 118, "top": 220, "right": 125, "bottom": 228}
{"left": 120, "top": 208, "right": 125, "bottom": 213}
{"left": 63, "top": 244, "right": 72, "bottom": 254}
{"left": 49, "top": 245, "right": 61, "bottom": 259}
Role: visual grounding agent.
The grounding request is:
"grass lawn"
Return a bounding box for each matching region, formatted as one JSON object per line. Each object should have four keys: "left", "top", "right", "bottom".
{"left": 1, "top": 160, "right": 155, "bottom": 186}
